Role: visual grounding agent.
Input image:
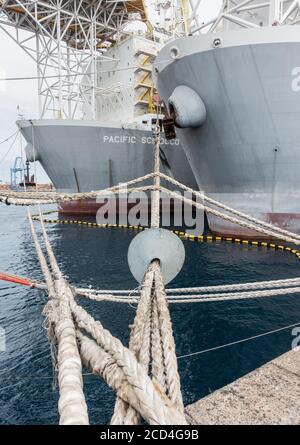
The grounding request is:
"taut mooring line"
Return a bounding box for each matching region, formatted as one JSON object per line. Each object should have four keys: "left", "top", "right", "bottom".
{"left": 177, "top": 321, "right": 300, "bottom": 360}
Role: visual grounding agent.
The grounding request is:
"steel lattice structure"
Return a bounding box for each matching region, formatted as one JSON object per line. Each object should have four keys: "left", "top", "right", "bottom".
{"left": 3, "top": 2, "right": 299, "bottom": 119}
{"left": 0, "top": 0, "right": 149, "bottom": 119}
{"left": 189, "top": 1, "right": 300, "bottom": 33}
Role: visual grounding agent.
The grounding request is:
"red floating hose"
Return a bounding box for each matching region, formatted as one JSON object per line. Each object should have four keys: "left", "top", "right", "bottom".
{"left": 0, "top": 272, "right": 36, "bottom": 287}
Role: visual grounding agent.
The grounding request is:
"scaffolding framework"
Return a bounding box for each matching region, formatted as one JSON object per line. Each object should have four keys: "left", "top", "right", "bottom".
{"left": 188, "top": 1, "right": 300, "bottom": 34}
{"left": 3, "top": 2, "right": 298, "bottom": 119}
{"left": 0, "top": 0, "right": 149, "bottom": 119}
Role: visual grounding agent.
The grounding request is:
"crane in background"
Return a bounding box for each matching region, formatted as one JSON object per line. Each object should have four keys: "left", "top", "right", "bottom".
{"left": 10, "top": 157, "right": 35, "bottom": 190}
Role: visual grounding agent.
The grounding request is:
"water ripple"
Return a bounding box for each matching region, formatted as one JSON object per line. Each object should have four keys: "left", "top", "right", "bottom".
{"left": 1, "top": 206, "right": 300, "bottom": 424}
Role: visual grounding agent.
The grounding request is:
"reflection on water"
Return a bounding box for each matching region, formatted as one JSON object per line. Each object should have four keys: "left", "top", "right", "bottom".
{"left": 1, "top": 205, "right": 300, "bottom": 424}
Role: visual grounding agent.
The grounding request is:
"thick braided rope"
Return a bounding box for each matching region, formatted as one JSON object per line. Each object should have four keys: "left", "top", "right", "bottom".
{"left": 110, "top": 398, "right": 129, "bottom": 425}
{"left": 30, "top": 210, "right": 300, "bottom": 304}
{"left": 122, "top": 293, "right": 153, "bottom": 425}
{"left": 76, "top": 285, "right": 300, "bottom": 304}
{"left": 0, "top": 173, "right": 156, "bottom": 205}
{"left": 79, "top": 276, "right": 300, "bottom": 297}
{"left": 1, "top": 185, "right": 156, "bottom": 207}
{"left": 166, "top": 285, "right": 300, "bottom": 303}
{"left": 159, "top": 172, "right": 300, "bottom": 242}
{"left": 77, "top": 292, "right": 139, "bottom": 303}
{"left": 40, "top": 207, "right": 185, "bottom": 424}
{"left": 153, "top": 261, "right": 185, "bottom": 414}
{"left": 149, "top": 125, "right": 171, "bottom": 392}
{"left": 138, "top": 289, "right": 153, "bottom": 368}
{"left": 128, "top": 268, "right": 155, "bottom": 357}
{"left": 148, "top": 128, "right": 184, "bottom": 409}
{"left": 78, "top": 332, "right": 144, "bottom": 415}
{"left": 37, "top": 209, "right": 64, "bottom": 280}
{"left": 70, "top": 298, "right": 186, "bottom": 425}
{"left": 2, "top": 173, "right": 155, "bottom": 199}
{"left": 161, "top": 187, "right": 300, "bottom": 245}
{"left": 16, "top": 168, "right": 300, "bottom": 243}
{"left": 54, "top": 280, "right": 89, "bottom": 425}
{"left": 28, "top": 211, "right": 89, "bottom": 425}
{"left": 4, "top": 198, "right": 56, "bottom": 206}
{"left": 111, "top": 268, "right": 155, "bottom": 425}
{"left": 113, "top": 125, "right": 165, "bottom": 426}
{"left": 78, "top": 332, "right": 174, "bottom": 425}
{"left": 151, "top": 296, "right": 167, "bottom": 391}
{"left": 27, "top": 210, "right": 56, "bottom": 300}
{"left": 28, "top": 209, "right": 59, "bottom": 379}
{"left": 164, "top": 277, "right": 300, "bottom": 294}
{"left": 151, "top": 128, "right": 161, "bottom": 229}
{"left": 32, "top": 211, "right": 186, "bottom": 424}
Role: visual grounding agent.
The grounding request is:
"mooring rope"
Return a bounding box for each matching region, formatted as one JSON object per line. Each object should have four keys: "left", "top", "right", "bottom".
{"left": 76, "top": 285, "right": 300, "bottom": 304}
{"left": 0, "top": 173, "right": 156, "bottom": 205}
{"left": 160, "top": 186, "right": 300, "bottom": 245}
{"left": 71, "top": 298, "right": 186, "bottom": 425}
{"left": 166, "top": 286, "right": 300, "bottom": 303}
{"left": 151, "top": 295, "right": 167, "bottom": 392}
{"left": 152, "top": 260, "right": 184, "bottom": 413}
{"left": 151, "top": 128, "right": 161, "bottom": 229}
{"left": 28, "top": 210, "right": 89, "bottom": 426}
{"left": 110, "top": 124, "right": 186, "bottom": 425}
{"left": 2, "top": 144, "right": 300, "bottom": 244}
{"left": 111, "top": 264, "right": 155, "bottom": 425}
{"left": 7, "top": 125, "right": 300, "bottom": 425}
{"left": 3, "top": 179, "right": 300, "bottom": 245}
{"left": 3, "top": 270, "right": 300, "bottom": 304}
{"left": 26, "top": 202, "right": 187, "bottom": 424}
{"left": 177, "top": 321, "right": 300, "bottom": 360}
{"left": 77, "top": 277, "right": 300, "bottom": 297}
{"left": 159, "top": 172, "right": 300, "bottom": 242}
{"left": 110, "top": 128, "right": 164, "bottom": 424}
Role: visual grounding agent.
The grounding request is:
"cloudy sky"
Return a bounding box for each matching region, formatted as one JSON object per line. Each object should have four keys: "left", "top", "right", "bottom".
{"left": 0, "top": 0, "right": 221, "bottom": 183}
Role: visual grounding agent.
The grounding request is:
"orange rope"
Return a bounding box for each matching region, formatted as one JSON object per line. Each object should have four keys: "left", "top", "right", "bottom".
{"left": 0, "top": 272, "right": 39, "bottom": 287}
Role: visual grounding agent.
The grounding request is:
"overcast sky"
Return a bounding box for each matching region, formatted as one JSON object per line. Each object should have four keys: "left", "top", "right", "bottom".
{"left": 0, "top": 0, "right": 221, "bottom": 183}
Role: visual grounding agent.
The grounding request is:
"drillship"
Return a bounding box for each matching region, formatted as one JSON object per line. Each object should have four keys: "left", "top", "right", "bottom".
{"left": 154, "top": 0, "right": 300, "bottom": 237}
{"left": 18, "top": 33, "right": 196, "bottom": 214}
{"left": 0, "top": 0, "right": 196, "bottom": 214}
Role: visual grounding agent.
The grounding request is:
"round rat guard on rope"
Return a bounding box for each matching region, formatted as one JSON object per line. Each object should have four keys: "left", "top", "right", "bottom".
{"left": 27, "top": 124, "right": 187, "bottom": 426}
{"left": 111, "top": 124, "right": 185, "bottom": 424}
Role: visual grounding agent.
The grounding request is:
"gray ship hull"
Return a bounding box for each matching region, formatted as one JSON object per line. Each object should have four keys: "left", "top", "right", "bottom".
{"left": 154, "top": 26, "right": 300, "bottom": 237}
{"left": 18, "top": 119, "right": 197, "bottom": 214}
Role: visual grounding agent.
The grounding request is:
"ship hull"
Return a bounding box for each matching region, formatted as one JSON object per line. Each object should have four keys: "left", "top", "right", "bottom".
{"left": 18, "top": 119, "right": 197, "bottom": 215}
{"left": 155, "top": 26, "right": 300, "bottom": 237}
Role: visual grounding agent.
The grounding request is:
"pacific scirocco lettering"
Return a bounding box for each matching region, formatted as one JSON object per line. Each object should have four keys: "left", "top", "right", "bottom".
{"left": 102, "top": 134, "right": 180, "bottom": 146}
{"left": 103, "top": 135, "right": 137, "bottom": 144}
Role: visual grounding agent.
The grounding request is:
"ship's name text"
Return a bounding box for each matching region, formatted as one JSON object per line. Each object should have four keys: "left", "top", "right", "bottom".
{"left": 103, "top": 135, "right": 179, "bottom": 145}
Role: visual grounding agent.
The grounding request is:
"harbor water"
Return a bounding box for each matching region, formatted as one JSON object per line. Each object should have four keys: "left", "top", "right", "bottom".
{"left": 1, "top": 205, "right": 300, "bottom": 425}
